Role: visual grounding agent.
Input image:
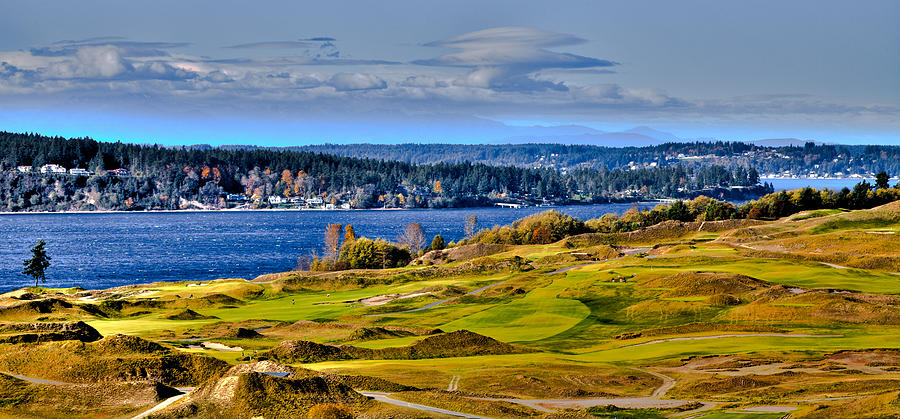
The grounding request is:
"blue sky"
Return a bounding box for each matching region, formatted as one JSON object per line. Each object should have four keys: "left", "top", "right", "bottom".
{"left": 0, "top": 0, "right": 897, "bottom": 145}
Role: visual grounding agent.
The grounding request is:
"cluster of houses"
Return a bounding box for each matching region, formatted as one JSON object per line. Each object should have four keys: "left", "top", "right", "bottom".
{"left": 225, "top": 193, "right": 351, "bottom": 209}
{"left": 14, "top": 165, "right": 131, "bottom": 177}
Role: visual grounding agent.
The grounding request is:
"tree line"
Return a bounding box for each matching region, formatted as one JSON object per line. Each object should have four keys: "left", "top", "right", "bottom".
{"left": 0, "top": 131, "right": 767, "bottom": 211}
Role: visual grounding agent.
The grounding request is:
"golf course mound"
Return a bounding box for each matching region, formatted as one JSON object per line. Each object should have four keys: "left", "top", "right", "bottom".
{"left": 343, "top": 329, "right": 532, "bottom": 359}
{"left": 347, "top": 326, "right": 413, "bottom": 341}
{"left": 93, "top": 334, "right": 169, "bottom": 354}
{"left": 0, "top": 298, "right": 100, "bottom": 321}
{"left": 224, "top": 360, "right": 297, "bottom": 376}
{"left": 0, "top": 372, "right": 183, "bottom": 418}
{"left": 414, "top": 243, "right": 508, "bottom": 265}
{"left": 258, "top": 340, "right": 353, "bottom": 363}
{"left": 729, "top": 289, "right": 900, "bottom": 324}
{"left": 189, "top": 293, "right": 246, "bottom": 307}
{"left": 161, "top": 362, "right": 368, "bottom": 418}
{"left": 165, "top": 309, "right": 218, "bottom": 320}
{"left": 0, "top": 334, "right": 229, "bottom": 386}
{"left": 641, "top": 272, "right": 769, "bottom": 297}
{"left": 0, "top": 321, "right": 102, "bottom": 343}
{"left": 221, "top": 327, "right": 264, "bottom": 338}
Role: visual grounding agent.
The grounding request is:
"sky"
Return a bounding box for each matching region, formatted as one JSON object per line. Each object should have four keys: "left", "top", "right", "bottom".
{"left": 0, "top": 0, "right": 897, "bottom": 145}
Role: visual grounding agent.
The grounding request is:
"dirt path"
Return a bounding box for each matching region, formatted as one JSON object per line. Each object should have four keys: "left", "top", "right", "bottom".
{"left": 447, "top": 375, "right": 460, "bottom": 391}
{"left": 620, "top": 333, "right": 842, "bottom": 348}
{"left": 361, "top": 391, "right": 491, "bottom": 418}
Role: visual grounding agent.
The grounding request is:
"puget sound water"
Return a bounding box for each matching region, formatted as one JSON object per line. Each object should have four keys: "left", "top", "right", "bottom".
{"left": 0, "top": 178, "right": 871, "bottom": 291}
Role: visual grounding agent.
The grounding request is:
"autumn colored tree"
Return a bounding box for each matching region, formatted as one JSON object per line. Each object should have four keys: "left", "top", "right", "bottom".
{"left": 323, "top": 224, "right": 343, "bottom": 262}
{"left": 344, "top": 225, "right": 356, "bottom": 242}
{"left": 530, "top": 226, "right": 552, "bottom": 244}
{"left": 398, "top": 222, "right": 426, "bottom": 254}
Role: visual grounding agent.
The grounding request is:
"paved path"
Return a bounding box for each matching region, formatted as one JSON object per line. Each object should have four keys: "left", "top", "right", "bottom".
{"left": 366, "top": 281, "right": 504, "bottom": 317}
{"left": 472, "top": 368, "right": 715, "bottom": 413}
{"left": 2, "top": 372, "right": 68, "bottom": 385}
{"left": 132, "top": 390, "right": 193, "bottom": 419}
{"left": 361, "top": 392, "right": 491, "bottom": 418}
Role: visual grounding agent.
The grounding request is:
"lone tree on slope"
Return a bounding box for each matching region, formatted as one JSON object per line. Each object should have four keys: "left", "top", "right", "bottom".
{"left": 22, "top": 240, "right": 51, "bottom": 288}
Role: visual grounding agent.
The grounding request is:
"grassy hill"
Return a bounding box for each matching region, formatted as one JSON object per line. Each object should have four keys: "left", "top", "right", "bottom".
{"left": 1, "top": 203, "right": 900, "bottom": 417}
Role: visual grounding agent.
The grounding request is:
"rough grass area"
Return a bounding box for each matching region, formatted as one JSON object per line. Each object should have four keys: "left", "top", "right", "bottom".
{"left": 0, "top": 334, "right": 228, "bottom": 386}
{"left": 0, "top": 373, "right": 180, "bottom": 418}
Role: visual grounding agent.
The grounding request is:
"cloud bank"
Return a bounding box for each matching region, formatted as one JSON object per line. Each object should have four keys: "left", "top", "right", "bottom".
{"left": 0, "top": 26, "right": 895, "bottom": 139}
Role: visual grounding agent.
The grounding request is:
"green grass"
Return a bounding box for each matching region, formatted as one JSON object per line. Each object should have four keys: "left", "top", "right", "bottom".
{"left": 438, "top": 276, "right": 591, "bottom": 343}
{"left": 590, "top": 255, "right": 900, "bottom": 294}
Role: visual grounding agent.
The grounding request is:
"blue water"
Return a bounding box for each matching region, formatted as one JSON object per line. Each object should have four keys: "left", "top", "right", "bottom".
{"left": 4, "top": 177, "right": 880, "bottom": 291}
{"left": 1, "top": 203, "right": 653, "bottom": 291}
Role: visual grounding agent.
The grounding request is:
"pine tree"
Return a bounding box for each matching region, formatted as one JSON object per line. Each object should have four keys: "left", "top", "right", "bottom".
{"left": 22, "top": 240, "right": 51, "bottom": 288}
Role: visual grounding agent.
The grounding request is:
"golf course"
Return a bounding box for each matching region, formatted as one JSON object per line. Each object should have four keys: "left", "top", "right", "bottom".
{"left": 2, "top": 200, "right": 900, "bottom": 418}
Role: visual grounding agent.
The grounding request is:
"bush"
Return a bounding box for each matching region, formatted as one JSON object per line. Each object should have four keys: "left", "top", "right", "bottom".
{"left": 339, "top": 238, "right": 410, "bottom": 269}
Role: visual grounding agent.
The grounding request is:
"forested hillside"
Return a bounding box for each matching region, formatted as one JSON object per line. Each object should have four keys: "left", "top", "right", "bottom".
{"left": 284, "top": 142, "right": 900, "bottom": 176}
{"left": 0, "top": 131, "right": 767, "bottom": 212}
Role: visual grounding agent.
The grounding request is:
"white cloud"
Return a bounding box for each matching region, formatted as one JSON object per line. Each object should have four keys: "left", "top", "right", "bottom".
{"left": 327, "top": 73, "right": 386, "bottom": 91}
{"left": 415, "top": 27, "right": 617, "bottom": 92}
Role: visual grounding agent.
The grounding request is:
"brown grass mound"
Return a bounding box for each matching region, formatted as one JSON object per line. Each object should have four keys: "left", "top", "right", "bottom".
{"left": 346, "top": 326, "right": 413, "bottom": 342}
{"left": 641, "top": 272, "right": 769, "bottom": 297}
{"left": 93, "top": 334, "right": 169, "bottom": 354}
{"left": 707, "top": 294, "right": 742, "bottom": 306}
{"left": 0, "top": 321, "right": 102, "bottom": 343}
{"left": 0, "top": 298, "right": 101, "bottom": 321}
{"left": 0, "top": 373, "right": 183, "bottom": 418}
{"left": 259, "top": 340, "right": 353, "bottom": 363}
{"left": 343, "top": 329, "right": 532, "bottom": 360}
{"left": 414, "top": 243, "right": 508, "bottom": 265}
{"left": 728, "top": 290, "right": 900, "bottom": 324}
{"left": 0, "top": 334, "right": 229, "bottom": 386}
{"left": 221, "top": 327, "right": 263, "bottom": 339}
{"left": 161, "top": 362, "right": 368, "bottom": 418}
{"left": 165, "top": 309, "right": 218, "bottom": 320}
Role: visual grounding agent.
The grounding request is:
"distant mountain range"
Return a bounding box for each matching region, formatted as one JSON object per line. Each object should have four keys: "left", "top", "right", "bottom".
{"left": 494, "top": 125, "right": 819, "bottom": 148}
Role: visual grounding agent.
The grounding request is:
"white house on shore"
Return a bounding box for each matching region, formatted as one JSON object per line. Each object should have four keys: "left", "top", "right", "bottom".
{"left": 40, "top": 164, "right": 67, "bottom": 174}
{"left": 69, "top": 168, "right": 93, "bottom": 176}
{"left": 16, "top": 166, "right": 32, "bottom": 173}
{"left": 306, "top": 197, "right": 324, "bottom": 206}
{"left": 268, "top": 196, "right": 285, "bottom": 205}
{"left": 106, "top": 168, "right": 130, "bottom": 176}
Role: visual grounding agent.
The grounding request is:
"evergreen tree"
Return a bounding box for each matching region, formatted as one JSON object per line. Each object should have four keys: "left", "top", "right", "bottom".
{"left": 876, "top": 171, "right": 890, "bottom": 189}
{"left": 22, "top": 239, "right": 51, "bottom": 287}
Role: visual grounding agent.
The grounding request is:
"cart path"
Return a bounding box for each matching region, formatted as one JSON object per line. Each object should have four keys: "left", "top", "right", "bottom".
{"left": 361, "top": 391, "right": 491, "bottom": 418}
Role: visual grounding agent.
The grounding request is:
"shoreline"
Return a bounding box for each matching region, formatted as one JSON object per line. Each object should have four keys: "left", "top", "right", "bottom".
{"left": 0, "top": 201, "right": 666, "bottom": 216}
